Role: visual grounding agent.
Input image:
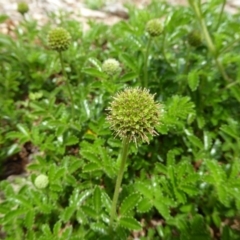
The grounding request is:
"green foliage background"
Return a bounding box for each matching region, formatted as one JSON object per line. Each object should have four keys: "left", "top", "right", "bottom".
{"left": 0, "top": 0, "right": 240, "bottom": 239}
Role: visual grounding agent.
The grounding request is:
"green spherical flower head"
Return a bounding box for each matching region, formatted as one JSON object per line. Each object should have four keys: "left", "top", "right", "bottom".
{"left": 102, "top": 58, "right": 121, "bottom": 76}
{"left": 47, "top": 28, "right": 71, "bottom": 52}
{"left": 187, "top": 30, "right": 202, "bottom": 47}
{"left": 146, "top": 19, "right": 163, "bottom": 37}
{"left": 34, "top": 174, "right": 49, "bottom": 189}
{"left": 17, "top": 2, "right": 29, "bottom": 15}
{"left": 107, "top": 87, "right": 161, "bottom": 145}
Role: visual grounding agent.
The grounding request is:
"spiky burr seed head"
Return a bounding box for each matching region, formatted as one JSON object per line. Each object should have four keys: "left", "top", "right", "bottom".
{"left": 17, "top": 2, "right": 29, "bottom": 15}
{"left": 146, "top": 19, "right": 163, "bottom": 37}
{"left": 107, "top": 87, "right": 161, "bottom": 145}
{"left": 47, "top": 28, "right": 71, "bottom": 52}
{"left": 187, "top": 30, "right": 202, "bottom": 47}
{"left": 34, "top": 174, "right": 49, "bottom": 189}
{"left": 102, "top": 58, "right": 121, "bottom": 76}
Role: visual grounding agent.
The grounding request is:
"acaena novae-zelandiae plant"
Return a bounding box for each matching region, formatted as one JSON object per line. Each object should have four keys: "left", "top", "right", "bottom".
{"left": 143, "top": 19, "right": 163, "bottom": 88}
{"left": 106, "top": 87, "right": 162, "bottom": 231}
{"left": 47, "top": 27, "right": 75, "bottom": 118}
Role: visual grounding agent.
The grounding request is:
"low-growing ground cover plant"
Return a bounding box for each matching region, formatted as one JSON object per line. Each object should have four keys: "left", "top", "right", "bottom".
{"left": 0, "top": 0, "right": 240, "bottom": 239}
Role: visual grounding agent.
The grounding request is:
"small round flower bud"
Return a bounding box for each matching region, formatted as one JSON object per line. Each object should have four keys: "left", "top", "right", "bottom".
{"left": 34, "top": 174, "right": 49, "bottom": 189}
{"left": 102, "top": 58, "right": 121, "bottom": 76}
{"left": 17, "top": 2, "right": 29, "bottom": 15}
{"left": 107, "top": 87, "right": 161, "bottom": 145}
{"left": 47, "top": 28, "right": 71, "bottom": 52}
{"left": 187, "top": 30, "right": 202, "bottom": 47}
{"left": 146, "top": 19, "right": 163, "bottom": 37}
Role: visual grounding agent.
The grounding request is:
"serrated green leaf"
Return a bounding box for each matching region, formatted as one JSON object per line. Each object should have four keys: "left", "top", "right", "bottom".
{"left": 190, "top": 214, "right": 211, "bottom": 239}
{"left": 25, "top": 210, "right": 34, "bottom": 229}
{"left": 60, "top": 225, "right": 72, "bottom": 239}
{"left": 203, "top": 131, "right": 212, "bottom": 151}
{"left": 120, "top": 193, "right": 141, "bottom": 215}
{"left": 6, "top": 131, "right": 26, "bottom": 140}
{"left": 90, "top": 223, "right": 108, "bottom": 234}
{"left": 76, "top": 209, "right": 88, "bottom": 224}
{"left": 53, "top": 221, "right": 62, "bottom": 235}
{"left": 65, "top": 174, "right": 77, "bottom": 185}
{"left": 229, "top": 159, "right": 240, "bottom": 180}
{"left": 50, "top": 183, "right": 63, "bottom": 192}
{"left": 135, "top": 181, "right": 153, "bottom": 199}
{"left": 83, "top": 162, "right": 101, "bottom": 172}
{"left": 167, "top": 150, "right": 176, "bottom": 166}
{"left": 188, "top": 69, "right": 199, "bottom": 91}
{"left": 155, "top": 162, "right": 167, "bottom": 174}
{"left": 93, "top": 186, "right": 102, "bottom": 214}
{"left": 31, "top": 191, "right": 51, "bottom": 214}
{"left": 98, "top": 146, "right": 115, "bottom": 177}
{"left": 137, "top": 197, "right": 153, "bottom": 213}
{"left": 167, "top": 95, "right": 195, "bottom": 120}
{"left": 82, "top": 205, "right": 98, "bottom": 219}
{"left": 17, "top": 124, "right": 30, "bottom": 136}
{"left": 187, "top": 135, "right": 203, "bottom": 149}
{"left": 154, "top": 200, "right": 170, "bottom": 219}
{"left": 61, "top": 206, "right": 76, "bottom": 223}
{"left": 54, "top": 168, "right": 65, "bottom": 180}
{"left": 65, "top": 135, "right": 79, "bottom": 146}
{"left": 27, "top": 163, "right": 41, "bottom": 171}
{"left": 14, "top": 194, "right": 32, "bottom": 209}
{"left": 217, "top": 185, "right": 229, "bottom": 206}
{"left": 119, "top": 53, "right": 138, "bottom": 71}
{"left": 119, "top": 217, "right": 142, "bottom": 230}
{"left": 205, "top": 159, "right": 226, "bottom": 183}
{"left": 176, "top": 161, "right": 188, "bottom": 178}
{"left": 88, "top": 57, "right": 102, "bottom": 70}
{"left": 41, "top": 224, "right": 52, "bottom": 237}
{"left": 119, "top": 72, "right": 139, "bottom": 82}
{"left": 220, "top": 124, "right": 239, "bottom": 140}
{"left": 48, "top": 164, "right": 56, "bottom": 181}
{"left": 182, "top": 173, "right": 199, "bottom": 184}
{"left": 81, "top": 150, "right": 100, "bottom": 163}
{"left": 82, "top": 67, "right": 108, "bottom": 79}
{"left": 3, "top": 208, "right": 26, "bottom": 224}
{"left": 68, "top": 159, "right": 82, "bottom": 173}
{"left": 180, "top": 185, "right": 198, "bottom": 196}
{"left": 101, "top": 192, "right": 112, "bottom": 212}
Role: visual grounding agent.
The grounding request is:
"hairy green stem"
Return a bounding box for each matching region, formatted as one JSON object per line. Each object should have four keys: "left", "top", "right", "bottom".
{"left": 109, "top": 137, "right": 130, "bottom": 231}
{"left": 143, "top": 38, "right": 152, "bottom": 88}
{"left": 215, "top": 0, "right": 226, "bottom": 31}
{"left": 58, "top": 51, "right": 75, "bottom": 118}
{"left": 220, "top": 37, "right": 240, "bottom": 54}
{"left": 190, "top": 0, "right": 230, "bottom": 82}
{"left": 161, "top": 32, "right": 176, "bottom": 73}
{"left": 224, "top": 80, "right": 240, "bottom": 90}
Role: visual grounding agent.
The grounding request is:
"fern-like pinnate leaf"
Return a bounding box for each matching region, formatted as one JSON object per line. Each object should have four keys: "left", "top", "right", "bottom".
{"left": 119, "top": 216, "right": 142, "bottom": 230}
{"left": 188, "top": 69, "right": 200, "bottom": 91}
{"left": 120, "top": 192, "right": 141, "bottom": 215}
{"left": 93, "top": 186, "right": 102, "bottom": 214}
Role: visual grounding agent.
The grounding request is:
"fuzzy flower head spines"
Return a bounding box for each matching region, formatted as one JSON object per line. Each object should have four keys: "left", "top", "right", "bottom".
{"left": 146, "top": 19, "right": 163, "bottom": 37}
{"left": 107, "top": 87, "right": 161, "bottom": 145}
{"left": 102, "top": 58, "right": 121, "bottom": 76}
{"left": 47, "top": 27, "right": 71, "bottom": 52}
